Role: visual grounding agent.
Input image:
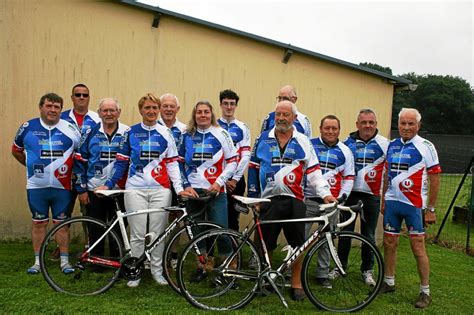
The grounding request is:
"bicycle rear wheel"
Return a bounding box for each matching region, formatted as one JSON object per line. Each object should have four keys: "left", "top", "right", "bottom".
{"left": 302, "top": 231, "right": 383, "bottom": 312}
{"left": 177, "top": 229, "right": 262, "bottom": 311}
{"left": 163, "top": 220, "right": 222, "bottom": 294}
{"left": 39, "top": 216, "right": 123, "bottom": 296}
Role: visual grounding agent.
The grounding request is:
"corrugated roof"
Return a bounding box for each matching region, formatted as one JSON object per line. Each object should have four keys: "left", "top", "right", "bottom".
{"left": 118, "top": 0, "right": 411, "bottom": 86}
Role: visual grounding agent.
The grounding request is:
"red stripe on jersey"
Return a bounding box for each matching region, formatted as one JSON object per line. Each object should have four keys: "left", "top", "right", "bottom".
{"left": 427, "top": 164, "right": 442, "bottom": 174}
{"left": 364, "top": 162, "right": 385, "bottom": 196}
{"left": 151, "top": 160, "right": 171, "bottom": 188}
{"left": 305, "top": 164, "right": 321, "bottom": 175}
{"left": 283, "top": 162, "right": 304, "bottom": 200}
{"left": 11, "top": 143, "right": 24, "bottom": 152}
{"left": 399, "top": 168, "right": 424, "bottom": 208}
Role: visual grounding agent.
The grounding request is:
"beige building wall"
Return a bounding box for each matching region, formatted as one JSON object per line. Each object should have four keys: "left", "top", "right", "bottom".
{"left": 1, "top": 0, "right": 394, "bottom": 238}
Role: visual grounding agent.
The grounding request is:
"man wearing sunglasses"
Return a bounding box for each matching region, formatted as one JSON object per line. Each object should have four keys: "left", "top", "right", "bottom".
{"left": 260, "top": 85, "right": 312, "bottom": 138}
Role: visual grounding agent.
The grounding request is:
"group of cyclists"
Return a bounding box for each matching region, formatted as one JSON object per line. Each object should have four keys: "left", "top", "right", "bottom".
{"left": 12, "top": 83, "right": 441, "bottom": 309}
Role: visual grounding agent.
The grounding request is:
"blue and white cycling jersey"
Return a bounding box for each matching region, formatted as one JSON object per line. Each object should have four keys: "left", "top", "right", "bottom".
{"left": 260, "top": 111, "right": 312, "bottom": 138}
{"left": 73, "top": 122, "right": 129, "bottom": 192}
{"left": 111, "top": 122, "right": 183, "bottom": 192}
{"left": 178, "top": 126, "right": 238, "bottom": 192}
{"left": 385, "top": 135, "right": 441, "bottom": 208}
{"left": 158, "top": 118, "right": 186, "bottom": 147}
{"left": 12, "top": 118, "right": 81, "bottom": 190}
{"left": 305, "top": 137, "right": 355, "bottom": 199}
{"left": 248, "top": 128, "right": 330, "bottom": 201}
{"left": 61, "top": 109, "right": 100, "bottom": 134}
{"left": 218, "top": 118, "right": 251, "bottom": 182}
{"left": 344, "top": 131, "right": 389, "bottom": 196}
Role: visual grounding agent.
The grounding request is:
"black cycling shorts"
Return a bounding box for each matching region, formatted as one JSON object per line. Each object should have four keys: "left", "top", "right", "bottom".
{"left": 259, "top": 196, "right": 306, "bottom": 251}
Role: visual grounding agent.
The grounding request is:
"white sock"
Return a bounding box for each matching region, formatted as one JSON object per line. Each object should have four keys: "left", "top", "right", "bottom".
{"left": 60, "top": 253, "right": 69, "bottom": 267}
{"left": 34, "top": 253, "right": 40, "bottom": 266}
{"left": 420, "top": 284, "right": 430, "bottom": 295}
{"left": 384, "top": 276, "right": 395, "bottom": 286}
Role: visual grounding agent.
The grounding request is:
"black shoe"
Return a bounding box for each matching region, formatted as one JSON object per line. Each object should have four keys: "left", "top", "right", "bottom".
{"left": 290, "top": 288, "right": 305, "bottom": 301}
{"left": 379, "top": 282, "right": 396, "bottom": 293}
{"left": 190, "top": 269, "right": 207, "bottom": 283}
{"left": 316, "top": 277, "right": 332, "bottom": 289}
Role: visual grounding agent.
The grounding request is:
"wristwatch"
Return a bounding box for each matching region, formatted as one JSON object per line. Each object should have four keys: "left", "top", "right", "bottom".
{"left": 426, "top": 206, "right": 436, "bottom": 213}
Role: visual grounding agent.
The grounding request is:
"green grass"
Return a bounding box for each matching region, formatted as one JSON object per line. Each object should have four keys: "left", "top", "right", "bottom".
{"left": 1, "top": 237, "right": 473, "bottom": 314}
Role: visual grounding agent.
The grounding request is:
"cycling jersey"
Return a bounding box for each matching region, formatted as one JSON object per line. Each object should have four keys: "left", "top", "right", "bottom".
{"left": 385, "top": 135, "right": 442, "bottom": 208}
{"left": 218, "top": 118, "right": 251, "bottom": 182}
{"left": 344, "top": 131, "right": 389, "bottom": 196}
{"left": 178, "top": 126, "right": 238, "bottom": 191}
{"left": 158, "top": 118, "right": 186, "bottom": 147}
{"left": 248, "top": 128, "right": 330, "bottom": 201}
{"left": 111, "top": 122, "right": 183, "bottom": 192}
{"left": 12, "top": 118, "right": 81, "bottom": 190}
{"left": 73, "top": 122, "right": 130, "bottom": 192}
{"left": 260, "top": 111, "right": 312, "bottom": 138}
{"left": 305, "top": 137, "right": 355, "bottom": 198}
{"left": 60, "top": 109, "right": 100, "bottom": 133}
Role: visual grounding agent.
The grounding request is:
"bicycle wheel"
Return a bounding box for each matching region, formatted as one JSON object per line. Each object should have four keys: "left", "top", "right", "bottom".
{"left": 177, "top": 229, "right": 262, "bottom": 311}
{"left": 39, "top": 216, "right": 123, "bottom": 296}
{"left": 163, "top": 220, "right": 222, "bottom": 294}
{"left": 302, "top": 231, "right": 383, "bottom": 312}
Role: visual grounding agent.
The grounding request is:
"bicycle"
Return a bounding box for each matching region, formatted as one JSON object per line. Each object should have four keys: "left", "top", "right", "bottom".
{"left": 177, "top": 196, "right": 384, "bottom": 312}
{"left": 39, "top": 189, "right": 221, "bottom": 296}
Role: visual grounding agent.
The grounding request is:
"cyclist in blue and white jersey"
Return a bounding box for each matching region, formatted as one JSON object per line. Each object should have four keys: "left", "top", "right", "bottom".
{"left": 61, "top": 84, "right": 100, "bottom": 217}
{"left": 11, "top": 93, "right": 81, "bottom": 275}
{"left": 248, "top": 100, "right": 334, "bottom": 301}
{"left": 380, "top": 108, "right": 441, "bottom": 309}
{"left": 217, "top": 89, "right": 251, "bottom": 231}
{"left": 109, "top": 93, "right": 191, "bottom": 288}
{"left": 260, "top": 85, "right": 312, "bottom": 138}
{"left": 73, "top": 98, "right": 129, "bottom": 258}
{"left": 304, "top": 115, "right": 354, "bottom": 288}
{"left": 330, "top": 108, "right": 389, "bottom": 286}
{"left": 178, "top": 100, "right": 238, "bottom": 282}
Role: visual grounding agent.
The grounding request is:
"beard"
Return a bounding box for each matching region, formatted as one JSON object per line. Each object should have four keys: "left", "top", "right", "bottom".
{"left": 275, "top": 121, "right": 292, "bottom": 133}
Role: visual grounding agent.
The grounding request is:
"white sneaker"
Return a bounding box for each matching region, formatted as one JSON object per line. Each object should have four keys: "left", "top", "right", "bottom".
{"left": 127, "top": 279, "right": 141, "bottom": 288}
{"left": 153, "top": 274, "right": 168, "bottom": 286}
{"left": 328, "top": 268, "right": 341, "bottom": 280}
{"left": 170, "top": 258, "right": 178, "bottom": 270}
{"left": 248, "top": 255, "right": 258, "bottom": 269}
{"left": 362, "top": 270, "right": 376, "bottom": 286}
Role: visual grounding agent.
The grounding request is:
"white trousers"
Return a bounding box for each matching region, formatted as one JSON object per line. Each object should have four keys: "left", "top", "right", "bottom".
{"left": 125, "top": 188, "right": 171, "bottom": 277}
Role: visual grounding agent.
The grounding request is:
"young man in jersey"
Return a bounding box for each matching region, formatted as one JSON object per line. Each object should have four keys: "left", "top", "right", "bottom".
{"left": 304, "top": 115, "right": 355, "bottom": 288}
{"left": 217, "top": 89, "right": 251, "bottom": 231}
{"left": 260, "top": 85, "right": 312, "bottom": 138}
{"left": 248, "top": 100, "right": 335, "bottom": 301}
{"left": 381, "top": 108, "right": 441, "bottom": 309}
{"left": 12, "top": 93, "right": 81, "bottom": 274}
{"left": 73, "top": 98, "right": 129, "bottom": 259}
{"left": 329, "top": 109, "right": 389, "bottom": 286}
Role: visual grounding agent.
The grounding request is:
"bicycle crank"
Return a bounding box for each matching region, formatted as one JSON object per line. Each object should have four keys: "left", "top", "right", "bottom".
{"left": 120, "top": 257, "right": 144, "bottom": 281}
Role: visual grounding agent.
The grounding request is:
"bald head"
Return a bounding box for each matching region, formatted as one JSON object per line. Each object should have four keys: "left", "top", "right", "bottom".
{"left": 277, "top": 85, "right": 298, "bottom": 103}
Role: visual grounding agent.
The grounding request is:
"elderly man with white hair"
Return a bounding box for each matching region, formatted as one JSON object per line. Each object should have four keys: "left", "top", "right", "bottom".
{"left": 73, "top": 98, "right": 129, "bottom": 259}
{"left": 380, "top": 108, "right": 441, "bottom": 309}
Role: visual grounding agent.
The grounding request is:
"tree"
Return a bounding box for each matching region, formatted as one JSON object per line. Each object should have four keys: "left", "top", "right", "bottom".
{"left": 393, "top": 74, "right": 474, "bottom": 134}
{"left": 359, "top": 62, "right": 393, "bottom": 75}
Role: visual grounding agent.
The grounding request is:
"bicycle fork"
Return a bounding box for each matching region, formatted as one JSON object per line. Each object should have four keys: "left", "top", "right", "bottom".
{"left": 325, "top": 232, "right": 346, "bottom": 276}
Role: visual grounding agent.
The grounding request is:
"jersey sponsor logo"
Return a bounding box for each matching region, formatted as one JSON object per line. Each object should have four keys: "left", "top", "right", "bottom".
{"left": 40, "top": 150, "right": 64, "bottom": 158}
{"left": 271, "top": 157, "right": 293, "bottom": 165}
{"left": 100, "top": 151, "right": 118, "bottom": 160}
{"left": 328, "top": 177, "right": 337, "bottom": 186}
{"left": 355, "top": 157, "right": 374, "bottom": 164}
{"left": 32, "top": 131, "right": 47, "bottom": 136}
{"left": 140, "top": 150, "right": 161, "bottom": 159}
{"left": 286, "top": 172, "right": 296, "bottom": 183}
{"left": 401, "top": 178, "right": 414, "bottom": 189}
{"left": 321, "top": 161, "right": 337, "bottom": 170}
{"left": 33, "top": 164, "right": 45, "bottom": 177}
{"left": 192, "top": 152, "right": 213, "bottom": 160}
{"left": 367, "top": 169, "right": 377, "bottom": 179}
{"left": 390, "top": 162, "right": 409, "bottom": 172}
{"left": 58, "top": 164, "right": 69, "bottom": 175}
{"left": 207, "top": 166, "right": 217, "bottom": 175}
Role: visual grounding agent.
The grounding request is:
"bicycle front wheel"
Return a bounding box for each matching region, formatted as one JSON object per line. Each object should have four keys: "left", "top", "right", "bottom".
{"left": 177, "top": 229, "right": 262, "bottom": 311}
{"left": 302, "top": 231, "right": 383, "bottom": 312}
{"left": 39, "top": 216, "right": 123, "bottom": 296}
{"left": 163, "top": 220, "right": 222, "bottom": 294}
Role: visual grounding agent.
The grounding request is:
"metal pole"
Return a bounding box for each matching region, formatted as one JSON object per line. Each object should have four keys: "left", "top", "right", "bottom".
{"left": 466, "top": 165, "right": 473, "bottom": 255}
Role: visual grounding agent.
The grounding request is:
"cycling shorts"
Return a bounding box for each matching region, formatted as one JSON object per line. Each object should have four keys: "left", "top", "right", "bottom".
{"left": 383, "top": 200, "right": 424, "bottom": 237}
{"left": 27, "top": 188, "right": 72, "bottom": 223}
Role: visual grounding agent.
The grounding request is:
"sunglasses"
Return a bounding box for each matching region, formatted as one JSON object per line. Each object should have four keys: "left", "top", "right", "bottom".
{"left": 74, "top": 93, "right": 89, "bottom": 98}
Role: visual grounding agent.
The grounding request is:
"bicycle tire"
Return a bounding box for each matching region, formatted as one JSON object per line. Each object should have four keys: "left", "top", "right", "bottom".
{"left": 177, "top": 228, "right": 262, "bottom": 311}
{"left": 162, "top": 220, "right": 222, "bottom": 294}
{"left": 302, "top": 231, "right": 383, "bottom": 312}
{"left": 39, "top": 216, "right": 123, "bottom": 296}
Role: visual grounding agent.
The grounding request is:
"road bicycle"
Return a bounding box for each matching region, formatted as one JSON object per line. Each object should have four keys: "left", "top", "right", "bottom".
{"left": 177, "top": 196, "right": 383, "bottom": 312}
{"left": 39, "top": 190, "right": 221, "bottom": 296}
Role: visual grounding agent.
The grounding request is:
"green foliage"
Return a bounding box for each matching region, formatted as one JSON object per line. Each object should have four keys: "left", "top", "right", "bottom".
{"left": 359, "top": 62, "right": 393, "bottom": 75}
{"left": 393, "top": 74, "right": 474, "bottom": 134}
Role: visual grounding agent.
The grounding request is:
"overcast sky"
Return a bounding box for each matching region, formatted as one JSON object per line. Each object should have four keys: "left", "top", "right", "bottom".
{"left": 140, "top": 0, "right": 473, "bottom": 86}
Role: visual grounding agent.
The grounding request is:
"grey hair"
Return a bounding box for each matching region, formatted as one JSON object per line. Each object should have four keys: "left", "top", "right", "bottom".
{"left": 357, "top": 108, "right": 377, "bottom": 120}
{"left": 275, "top": 101, "right": 298, "bottom": 115}
{"left": 98, "top": 97, "right": 120, "bottom": 111}
{"left": 399, "top": 107, "right": 422, "bottom": 123}
{"left": 159, "top": 93, "right": 180, "bottom": 108}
